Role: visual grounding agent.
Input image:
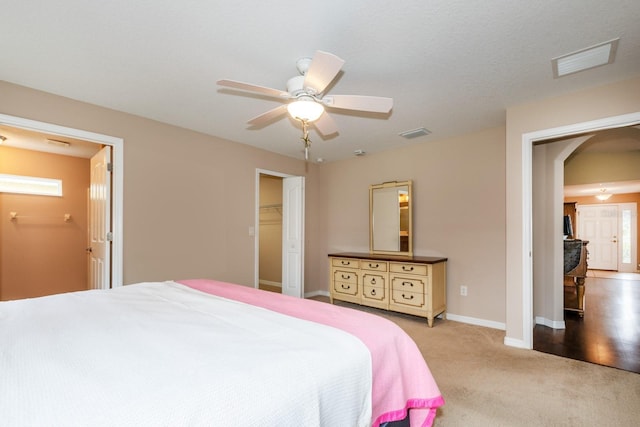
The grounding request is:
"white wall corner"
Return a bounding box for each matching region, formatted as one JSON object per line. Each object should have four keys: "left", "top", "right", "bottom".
{"left": 535, "top": 316, "right": 566, "bottom": 330}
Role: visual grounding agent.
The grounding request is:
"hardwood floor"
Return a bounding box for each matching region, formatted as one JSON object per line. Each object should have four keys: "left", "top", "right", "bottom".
{"left": 534, "top": 270, "right": 640, "bottom": 373}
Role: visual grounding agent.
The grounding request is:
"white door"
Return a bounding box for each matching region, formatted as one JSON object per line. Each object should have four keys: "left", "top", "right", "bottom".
{"left": 88, "top": 146, "right": 112, "bottom": 290}
{"left": 281, "top": 176, "right": 304, "bottom": 298}
{"left": 577, "top": 204, "right": 618, "bottom": 270}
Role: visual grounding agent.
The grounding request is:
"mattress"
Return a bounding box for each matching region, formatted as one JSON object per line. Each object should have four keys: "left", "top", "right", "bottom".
{"left": 0, "top": 281, "right": 373, "bottom": 426}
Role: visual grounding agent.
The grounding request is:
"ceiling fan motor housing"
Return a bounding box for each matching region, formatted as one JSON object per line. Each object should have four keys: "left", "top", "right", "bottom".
{"left": 286, "top": 76, "right": 306, "bottom": 97}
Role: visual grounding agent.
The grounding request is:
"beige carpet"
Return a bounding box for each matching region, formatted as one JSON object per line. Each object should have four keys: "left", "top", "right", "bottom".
{"left": 313, "top": 297, "right": 640, "bottom": 427}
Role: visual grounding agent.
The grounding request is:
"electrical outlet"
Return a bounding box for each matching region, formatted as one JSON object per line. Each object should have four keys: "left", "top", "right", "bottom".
{"left": 460, "top": 285, "right": 468, "bottom": 296}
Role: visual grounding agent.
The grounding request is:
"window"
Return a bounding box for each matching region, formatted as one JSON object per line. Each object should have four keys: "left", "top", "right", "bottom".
{"left": 0, "top": 174, "right": 63, "bottom": 197}
{"left": 621, "top": 209, "right": 631, "bottom": 264}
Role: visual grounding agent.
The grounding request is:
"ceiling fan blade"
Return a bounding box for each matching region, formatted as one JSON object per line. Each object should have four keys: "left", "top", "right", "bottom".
{"left": 303, "top": 51, "right": 345, "bottom": 95}
{"left": 247, "top": 104, "right": 289, "bottom": 127}
{"left": 217, "top": 79, "right": 291, "bottom": 98}
{"left": 313, "top": 112, "right": 339, "bottom": 137}
{"left": 322, "top": 95, "right": 393, "bottom": 114}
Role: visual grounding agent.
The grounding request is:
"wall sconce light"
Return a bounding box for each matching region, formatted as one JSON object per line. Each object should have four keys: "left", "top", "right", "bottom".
{"left": 595, "top": 188, "right": 612, "bottom": 201}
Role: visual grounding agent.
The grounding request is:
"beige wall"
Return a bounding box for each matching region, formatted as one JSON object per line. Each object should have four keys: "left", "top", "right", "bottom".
{"left": 318, "top": 126, "right": 507, "bottom": 324}
{"left": 565, "top": 151, "right": 640, "bottom": 184}
{"left": 506, "top": 75, "right": 640, "bottom": 345}
{"left": 0, "top": 146, "right": 89, "bottom": 299}
{"left": 0, "top": 81, "right": 318, "bottom": 290}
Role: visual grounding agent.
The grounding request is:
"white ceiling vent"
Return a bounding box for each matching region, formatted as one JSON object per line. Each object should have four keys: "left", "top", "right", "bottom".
{"left": 47, "top": 138, "right": 71, "bottom": 147}
{"left": 399, "top": 127, "right": 431, "bottom": 139}
{"left": 552, "top": 38, "right": 619, "bottom": 78}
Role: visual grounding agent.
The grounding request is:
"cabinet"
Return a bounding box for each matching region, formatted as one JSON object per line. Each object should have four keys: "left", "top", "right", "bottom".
{"left": 329, "top": 252, "right": 447, "bottom": 327}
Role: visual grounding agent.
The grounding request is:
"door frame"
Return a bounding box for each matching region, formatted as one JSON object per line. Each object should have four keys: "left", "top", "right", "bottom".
{"left": 0, "top": 113, "right": 124, "bottom": 288}
{"left": 519, "top": 111, "right": 640, "bottom": 349}
{"left": 254, "top": 169, "right": 304, "bottom": 294}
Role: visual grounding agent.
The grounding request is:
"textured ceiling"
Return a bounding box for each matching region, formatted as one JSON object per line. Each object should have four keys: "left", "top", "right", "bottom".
{"left": 1, "top": 1, "right": 639, "bottom": 162}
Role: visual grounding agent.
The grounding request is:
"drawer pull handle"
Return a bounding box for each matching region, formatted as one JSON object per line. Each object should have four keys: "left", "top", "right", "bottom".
{"left": 371, "top": 289, "right": 376, "bottom": 296}
{"left": 341, "top": 274, "right": 351, "bottom": 279}
{"left": 369, "top": 263, "right": 379, "bottom": 268}
{"left": 402, "top": 281, "right": 414, "bottom": 287}
{"left": 371, "top": 278, "right": 376, "bottom": 285}
{"left": 402, "top": 293, "right": 414, "bottom": 300}
{"left": 341, "top": 261, "right": 350, "bottom": 265}
{"left": 402, "top": 266, "right": 414, "bottom": 272}
{"left": 341, "top": 284, "right": 351, "bottom": 290}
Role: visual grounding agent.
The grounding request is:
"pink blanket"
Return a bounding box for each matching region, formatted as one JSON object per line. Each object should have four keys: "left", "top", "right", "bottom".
{"left": 179, "top": 279, "right": 444, "bottom": 427}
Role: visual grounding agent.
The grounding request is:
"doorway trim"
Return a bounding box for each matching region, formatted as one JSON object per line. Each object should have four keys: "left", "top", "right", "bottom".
{"left": 0, "top": 113, "right": 124, "bottom": 287}
{"left": 520, "top": 111, "right": 640, "bottom": 349}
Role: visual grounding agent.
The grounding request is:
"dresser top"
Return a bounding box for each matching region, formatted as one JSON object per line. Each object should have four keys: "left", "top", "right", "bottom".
{"left": 328, "top": 252, "right": 447, "bottom": 264}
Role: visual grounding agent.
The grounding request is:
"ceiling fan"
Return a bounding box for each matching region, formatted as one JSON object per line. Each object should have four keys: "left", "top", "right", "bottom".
{"left": 217, "top": 51, "right": 393, "bottom": 138}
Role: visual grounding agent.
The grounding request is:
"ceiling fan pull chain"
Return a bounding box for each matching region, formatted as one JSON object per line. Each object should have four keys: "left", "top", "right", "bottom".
{"left": 300, "top": 119, "right": 312, "bottom": 161}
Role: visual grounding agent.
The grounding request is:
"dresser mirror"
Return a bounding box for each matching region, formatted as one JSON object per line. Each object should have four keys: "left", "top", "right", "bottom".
{"left": 369, "top": 180, "right": 412, "bottom": 256}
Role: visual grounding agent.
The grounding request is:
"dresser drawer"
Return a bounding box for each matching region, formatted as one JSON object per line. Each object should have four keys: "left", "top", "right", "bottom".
{"left": 391, "top": 288, "right": 425, "bottom": 309}
{"left": 391, "top": 276, "right": 426, "bottom": 294}
{"left": 361, "top": 260, "right": 388, "bottom": 272}
{"left": 332, "top": 269, "right": 358, "bottom": 296}
{"left": 362, "top": 272, "right": 388, "bottom": 307}
{"left": 332, "top": 258, "right": 360, "bottom": 269}
{"left": 362, "top": 272, "right": 385, "bottom": 288}
{"left": 390, "top": 262, "right": 428, "bottom": 276}
{"left": 363, "top": 283, "right": 386, "bottom": 302}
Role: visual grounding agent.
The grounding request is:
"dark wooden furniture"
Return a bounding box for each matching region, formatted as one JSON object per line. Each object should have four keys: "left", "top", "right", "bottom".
{"left": 564, "top": 239, "right": 589, "bottom": 317}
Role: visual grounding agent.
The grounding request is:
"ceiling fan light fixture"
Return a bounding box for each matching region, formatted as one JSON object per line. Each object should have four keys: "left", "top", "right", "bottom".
{"left": 287, "top": 97, "right": 324, "bottom": 122}
{"left": 595, "top": 188, "right": 612, "bottom": 201}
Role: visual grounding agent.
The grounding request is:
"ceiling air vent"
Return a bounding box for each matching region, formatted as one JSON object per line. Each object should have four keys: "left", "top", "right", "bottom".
{"left": 552, "top": 38, "right": 619, "bottom": 78}
{"left": 399, "top": 127, "right": 431, "bottom": 139}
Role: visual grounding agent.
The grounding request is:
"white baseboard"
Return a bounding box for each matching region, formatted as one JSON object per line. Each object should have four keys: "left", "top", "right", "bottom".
{"left": 503, "top": 336, "right": 531, "bottom": 349}
{"left": 535, "top": 316, "right": 566, "bottom": 329}
{"left": 305, "top": 290, "right": 330, "bottom": 298}
{"left": 446, "top": 313, "right": 506, "bottom": 331}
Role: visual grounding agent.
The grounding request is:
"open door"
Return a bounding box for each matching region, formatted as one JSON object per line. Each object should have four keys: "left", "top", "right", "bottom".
{"left": 281, "top": 176, "right": 304, "bottom": 298}
{"left": 88, "top": 146, "right": 112, "bottom": 290}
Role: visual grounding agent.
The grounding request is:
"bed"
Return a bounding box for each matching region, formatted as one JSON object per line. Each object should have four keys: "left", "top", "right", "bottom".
{"left": 0, "top": 279, "right": 444, "bottom": 426}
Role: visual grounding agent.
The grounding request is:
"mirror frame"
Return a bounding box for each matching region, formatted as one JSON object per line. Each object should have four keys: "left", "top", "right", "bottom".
{"left": 369, "top": 180, "right": 413, "bottom": 256}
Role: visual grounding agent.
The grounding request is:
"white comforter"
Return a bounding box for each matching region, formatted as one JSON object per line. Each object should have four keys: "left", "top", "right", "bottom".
{"left": 0, "top": 281, "right": 372, "bottom": 426}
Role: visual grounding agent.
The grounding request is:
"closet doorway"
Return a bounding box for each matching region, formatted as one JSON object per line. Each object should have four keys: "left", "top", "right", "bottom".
{"left": 258, "top": 174, "right": 284, "bottom": 293}
{"left": 255, "top": 169, "right": 305, "bottom": 298}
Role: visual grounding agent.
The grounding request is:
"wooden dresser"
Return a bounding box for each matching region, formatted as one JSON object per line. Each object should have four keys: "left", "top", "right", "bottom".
{"left": 328, "top": 252, "right": 447, "bottom": 327}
